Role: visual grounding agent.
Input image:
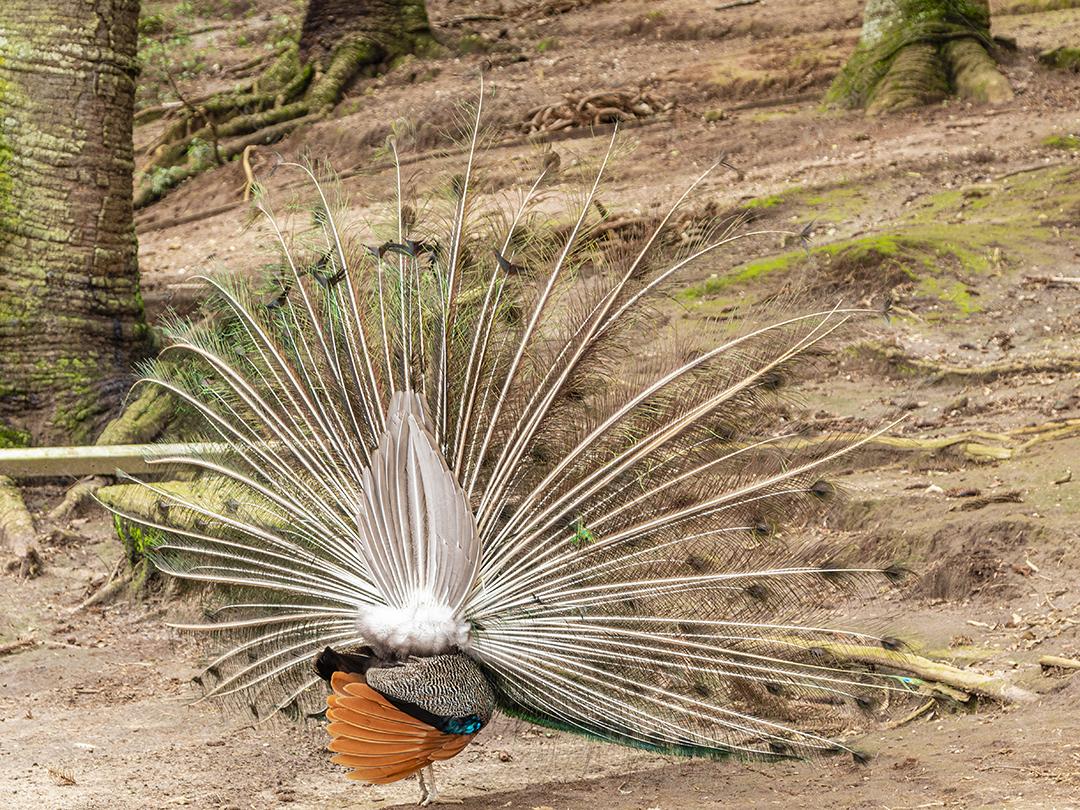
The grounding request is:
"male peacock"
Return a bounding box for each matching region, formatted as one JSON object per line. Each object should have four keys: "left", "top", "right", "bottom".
{"left": 105, "top": 98, "right": 905, "bottom": 805}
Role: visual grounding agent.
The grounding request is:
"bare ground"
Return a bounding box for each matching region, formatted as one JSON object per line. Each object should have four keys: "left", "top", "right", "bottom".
{"left": 3, "top": 0, "right": 1080, "bottom": 807}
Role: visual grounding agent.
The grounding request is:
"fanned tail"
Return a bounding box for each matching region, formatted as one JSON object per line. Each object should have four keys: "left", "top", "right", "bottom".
{"left": 102, "top": 98, "right": 904, "bottom": 757}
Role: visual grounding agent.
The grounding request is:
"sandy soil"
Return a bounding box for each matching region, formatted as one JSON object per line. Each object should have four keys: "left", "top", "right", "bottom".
{"left": 3, "top": 0, "right": 1080, "bottom": 807}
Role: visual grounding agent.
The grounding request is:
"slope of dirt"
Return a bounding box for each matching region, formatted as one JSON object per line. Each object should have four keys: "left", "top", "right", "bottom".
{"left": 3, "top": 0, "right": 1080, "bottom": 808}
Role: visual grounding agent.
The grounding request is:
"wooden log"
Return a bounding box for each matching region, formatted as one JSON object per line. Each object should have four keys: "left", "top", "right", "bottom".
{"left": 1040, "top": 655, "right": 1080, "bottom": 671}
{"left": 809, "top": 641, "right": 1035, "bottom": 704}
{"left": 0, "top": 475, "right": 41, "bottom": 576}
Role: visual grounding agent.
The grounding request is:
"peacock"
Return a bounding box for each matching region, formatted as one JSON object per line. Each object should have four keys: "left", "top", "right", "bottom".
{"left": 104, "top": 96, "right": 906, "bottom": 805}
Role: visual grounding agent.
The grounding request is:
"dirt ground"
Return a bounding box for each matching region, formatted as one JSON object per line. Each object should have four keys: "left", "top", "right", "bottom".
{"left": 3, "top": 0, "right": 1080, "bottom": 807}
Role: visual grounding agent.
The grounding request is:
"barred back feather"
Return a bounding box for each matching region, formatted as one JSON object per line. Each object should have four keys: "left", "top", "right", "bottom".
{"left": 104, "top": 96, "right": 905, "bottom": 767}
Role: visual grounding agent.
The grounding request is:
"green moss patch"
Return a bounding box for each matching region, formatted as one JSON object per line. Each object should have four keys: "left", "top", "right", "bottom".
{"left": 684, "top": 165, "right": 1080, "bottom": 318}
{"left": 1043, "top": 133, "right": 1080, "bottom": 150}
{"left": 0, "top": 422, "right": 31, "bottom": 449}
{"left": 1039, "top": 47, "right": 1080, "bottom": 72}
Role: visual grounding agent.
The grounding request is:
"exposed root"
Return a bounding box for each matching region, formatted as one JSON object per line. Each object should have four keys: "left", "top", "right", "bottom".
{"left": 867, "top": 42, "right": 949, "bottom": 115}
{"left": 0, "top": 475, "right": 42, "bottom": 578}
{"left": 43, "top": 386, "right": 177, "bottom": 526}
{"left": 97, "top": 386, "right": 175, "bottom": 446}
{"left": 857, "top": 343, "right": 1080, "bottom": 384}
{"left": 135, "top": 35, "right": 384, "bottom": 208}
{"left": 47, "top": 476, "right": 110, "bottom": 524}
{"left": 788, "top": 419, "right": 1080, "bottom": 463}
{"left": 1039, "top": 655, "right": 1080, "bottom": 672}
{"left": 945, "top": 37, "right": 1014, "bottom": 104}
{"left": 71, "top": 556, "right": 132, "bottom": 612}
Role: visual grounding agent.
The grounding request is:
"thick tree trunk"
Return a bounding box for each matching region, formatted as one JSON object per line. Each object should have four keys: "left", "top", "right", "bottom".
{"left": 0, "top": 0, "right": 148, "bottom": 445}
{"left": 828, "top": 0, "right": 1013, "bottom": 114}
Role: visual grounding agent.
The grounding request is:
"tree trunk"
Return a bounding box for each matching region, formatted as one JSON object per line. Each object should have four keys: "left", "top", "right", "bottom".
{"left": 136, "top": 0, "right": 437, "bottom": 207}
{"left": 0, "top": 0, "right": 148, "bottom": 445}
{"left": 827, "top": 0, "right": 1013, "bottom": 114}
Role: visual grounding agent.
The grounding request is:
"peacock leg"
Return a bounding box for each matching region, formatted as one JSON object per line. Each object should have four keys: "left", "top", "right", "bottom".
{"left": 416, "top": 767, "right": 430, "bottom": 806}
{"left": 417, "top": 764, "right": 439, "bottom": 806}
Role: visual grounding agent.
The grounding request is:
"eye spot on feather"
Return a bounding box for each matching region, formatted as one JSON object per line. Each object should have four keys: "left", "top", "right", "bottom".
{"left": 744, "top": 583, "right": 769, "bottom": 600}
{"left": 691, "top": 680, "right": 712, "bottom": 698}
{"left": 685, "top": 554, "right": 712, "bottom": 573}
{"left": 568, "top": 517, "right": 595, "bottom": 549}
{"left": 758, "top": 369, "right": 786, "bottom": 392}
{"left": 880, "top": 636, "right": 906, "bottom": 652}
{"left": 765, "top": 682, "right": 784, "bottom": 697}
{"left": 809, "top": 479, "right": 835, "bottom": 500}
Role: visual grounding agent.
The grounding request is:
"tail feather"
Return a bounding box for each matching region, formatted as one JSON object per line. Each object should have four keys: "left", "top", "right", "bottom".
{"left": 103, "top": 98, "right": 905, "bottom": 754}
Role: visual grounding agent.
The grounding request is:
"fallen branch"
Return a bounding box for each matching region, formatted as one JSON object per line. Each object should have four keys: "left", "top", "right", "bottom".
{"left": 0, "top": 637, "right": 36, "bottom": 657}
{"left": 811, "top": 641, "right": 1036, "bottom": 704}
{"left": 1023, "top": 275, "right": 1080, "bottom": 288}
{"left": 0, "top": 475, "right": 42, "bottom": 577}
{"left": 859, "top": 344, "right": 1080, "bottom": 384}
{"left": 1039, "top": 654, "right": 1080, "bottom": 672}
{"left": 884, "top": 698, "right": 935, "bottom": 729}
{"left": 715, "top": 0, "right": 760, "bottom": 9}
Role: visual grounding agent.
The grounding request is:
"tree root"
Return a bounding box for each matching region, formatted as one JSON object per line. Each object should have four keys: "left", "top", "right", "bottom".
{"left": 807, "top": 641, "right": 1036, "bottom": 704}
{"left": 71, "top": 556, "right": 131, "bottom": 612}
{"left": 0, "top": 475, "right": 42, "bottom": 577}
{"left": 135, "top": 36, "right": 383, "bottom": 208}
{"left": 857, "top": 343, "right": 1080, "bottom": 384}
{"left": 46, "top": 476, "right": 110, "bottom": 524}
{"left": 1039, "top": 654, "right": 1080, "bottom": 672}
{"left": 868, "top": 42, "right": 949, "bottom": 115}
{"left": 786, "top": 419, "right": 1080, "bottom": 463}
{"left": 945, "top": 37, "right": 1014, "bottom": 104}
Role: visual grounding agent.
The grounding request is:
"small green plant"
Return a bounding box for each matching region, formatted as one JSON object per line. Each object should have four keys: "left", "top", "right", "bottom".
{"left": 1043, "top": 133, "right": 1080, "bottom": 150}
{"left": 187, "top": 136, "right": 215, "bottom": 169}
{"left": 536, "top": 37, "right": 559, "bottom": 54}
{"left": 114, "top": 514, "right": 164, "bottom": 558}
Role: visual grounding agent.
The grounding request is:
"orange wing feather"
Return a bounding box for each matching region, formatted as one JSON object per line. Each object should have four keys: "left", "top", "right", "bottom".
{"left": 325, "top": 671, "right": 476, "bottom": 784}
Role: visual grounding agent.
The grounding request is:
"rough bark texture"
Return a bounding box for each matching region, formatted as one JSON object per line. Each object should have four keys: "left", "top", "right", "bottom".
{"left": 137, "top": 0, "right": 437, "bottom": 207}
{"left": 828, "top": 0, "right": 1014, "bottom": 114}
{"left": 0, "top": 0, "right": 148, "bottom": 445}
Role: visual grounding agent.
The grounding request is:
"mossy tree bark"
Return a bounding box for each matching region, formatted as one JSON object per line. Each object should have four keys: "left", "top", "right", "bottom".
{"left": 137, "top": 0, "right": 438, "bottom": 207}
{"left": 0, "top": 0, "right": 149, "bottom": 446}
{"left": 827, "top": 0, "right": 1013, "bottom": 114}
